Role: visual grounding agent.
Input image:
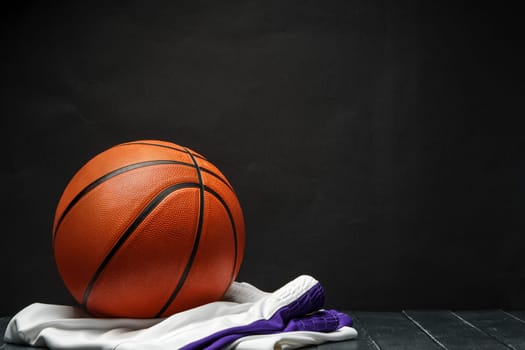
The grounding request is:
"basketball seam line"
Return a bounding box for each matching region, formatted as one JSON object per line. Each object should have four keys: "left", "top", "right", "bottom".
{"left": 119, "top": 141, "right": 235, "bottom": 190}
{"left": 80, "top": 182, "right": 201, "bottom": 308}
{"left": 79, "top": 186, "right": 238, "bottom": 316}
{"left": 53, "top": 160, "right": 185, "bottom": 241}
{"left": 53, "top": 160, "right": 233, "bottom": 243}
{"left": 201, "top": 167, "right": 234, "bottom": 192}
{"left": 120, "top": 141, "right": 207, "bottom": 160}
{"left": 203, "top": 185, "right": 239, "bottom": 286}
{"left": 155, "top": 149, "right": 206, "bottom": 317}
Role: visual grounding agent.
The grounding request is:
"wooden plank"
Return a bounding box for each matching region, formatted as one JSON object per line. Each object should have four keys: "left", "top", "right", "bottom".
{"left": 404, "top": 310, "right": 509, "bottom": 350}
{"left": 507, "top": 311, "right": 525, "bottom": 323}
{"left": 354, "top": 311, "right": 442, "bottom": 350}
{"left": 322, "top": 311, "right": 379, "bottom": 350}
{"left": 455, "top": 310, "right": 525, "bottom": 350}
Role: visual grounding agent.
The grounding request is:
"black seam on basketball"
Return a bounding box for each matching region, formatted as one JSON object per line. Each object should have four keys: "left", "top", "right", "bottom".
{"left": 119, "top": 142, "right": 234, "bottom": 190}
{"left": 200, "top": 167, "right": 234, "bottom": 192}
{"left": 155, "top": 149, "right": 205, "bottom": 317}
{"left": 203, "top": 185, "right": 239, "bottom": 285}
{"left": 81, "top": 182, "right": 201, "bottom": 308}
{"left": 120, "top": 141, "right": 207, "bottom": 160}
{"left": 53, "top": 160, "right": 190, "bottom": 242}
{"left": 53, "top": 160, "right": 228, "bottom": 243}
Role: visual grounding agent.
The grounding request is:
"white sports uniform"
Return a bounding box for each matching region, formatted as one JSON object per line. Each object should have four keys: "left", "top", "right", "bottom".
{"left": 4, "top": 275, "right": 357, "bottom": 349}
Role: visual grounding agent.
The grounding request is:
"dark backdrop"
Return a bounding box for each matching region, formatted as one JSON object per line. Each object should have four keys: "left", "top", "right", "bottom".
{"left": 1, "top": 1, "right": 523, "bottom": 316}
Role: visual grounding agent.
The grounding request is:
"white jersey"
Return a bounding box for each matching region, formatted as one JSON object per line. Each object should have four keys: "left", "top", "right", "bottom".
{"left": 4, "top": 275, "right": 356, "bottom": 350}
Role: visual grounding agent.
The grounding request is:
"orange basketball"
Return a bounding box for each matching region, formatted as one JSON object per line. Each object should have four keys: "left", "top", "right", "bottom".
{"left": 53, "top": 140, "right": 245, "bottom": 318}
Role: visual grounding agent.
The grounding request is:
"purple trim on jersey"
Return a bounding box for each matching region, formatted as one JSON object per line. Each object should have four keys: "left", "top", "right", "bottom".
{"left": 180, "top": 282, "right": 352, "bottom": 350}
{"left": 283, "top": 309, "right": 352, "bottom": 332}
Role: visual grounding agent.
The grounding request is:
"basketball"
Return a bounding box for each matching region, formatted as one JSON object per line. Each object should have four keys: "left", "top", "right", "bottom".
{"left": 52, "top": 140, "right": 245, "bottom": 318}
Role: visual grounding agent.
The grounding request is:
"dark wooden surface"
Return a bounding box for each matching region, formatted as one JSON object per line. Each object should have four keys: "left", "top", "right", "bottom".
{"left": 1, "top": 311, "right": 525, "bottom": 349}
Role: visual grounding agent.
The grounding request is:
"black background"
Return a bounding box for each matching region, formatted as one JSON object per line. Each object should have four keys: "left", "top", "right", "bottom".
{"left": 1, "top": 1, "right": 523, "bottom": 316}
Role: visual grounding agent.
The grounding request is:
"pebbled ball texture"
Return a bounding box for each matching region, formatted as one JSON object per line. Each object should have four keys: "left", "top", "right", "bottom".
{"left": 53, "top": 140, "right": 245, "bottom": 318}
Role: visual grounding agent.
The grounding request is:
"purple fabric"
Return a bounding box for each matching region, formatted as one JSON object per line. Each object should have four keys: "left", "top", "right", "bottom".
{"left": 180, "top": 283, "right": 352, "bottom": 350}
{"left": 283, "top": 309, "right": 352, "bottom": 332}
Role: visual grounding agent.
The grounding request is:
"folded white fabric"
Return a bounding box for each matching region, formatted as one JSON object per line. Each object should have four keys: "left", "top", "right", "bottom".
{"left": 4, "top": 275, "right": 357, "bottom": 350}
